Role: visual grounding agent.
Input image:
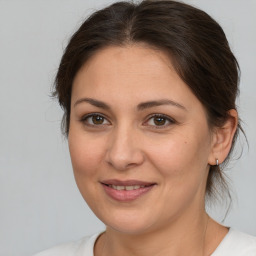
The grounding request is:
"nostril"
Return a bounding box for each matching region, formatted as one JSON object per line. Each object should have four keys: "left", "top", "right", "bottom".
{"left": 105, "top": 132, "right": 145, "bottom": 170}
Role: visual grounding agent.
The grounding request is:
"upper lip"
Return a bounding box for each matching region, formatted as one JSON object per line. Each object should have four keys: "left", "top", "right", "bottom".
{"left": 101, "top": 179, "right": 156, "bottom": 186}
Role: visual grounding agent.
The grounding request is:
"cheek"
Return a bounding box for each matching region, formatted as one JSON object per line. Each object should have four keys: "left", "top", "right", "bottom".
{"left": 146, "top": 132, "right": 211, "bottom": 212}
{"left": 68, "top": 130, "right": 107, "bottom": 208}
{"left": 68, "top": 130, "right": 106, "bottom": 178}
{"left": 146, "top": 129, "right": 211, "bottom": 179}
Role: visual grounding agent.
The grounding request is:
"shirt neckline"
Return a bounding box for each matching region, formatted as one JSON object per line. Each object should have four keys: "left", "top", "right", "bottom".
{"left": 86, "top": 228, "right": 233, "bottom": 256}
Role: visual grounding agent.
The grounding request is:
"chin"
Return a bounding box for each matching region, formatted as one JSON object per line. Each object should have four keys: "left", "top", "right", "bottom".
{"left": 107, "top": 221, "right": 154, "bottom": 235}
{"left": 97, "top": 209, "right": 159, "bottom": 235}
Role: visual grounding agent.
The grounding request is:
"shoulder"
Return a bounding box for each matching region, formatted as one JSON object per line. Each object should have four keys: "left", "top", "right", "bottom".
{"left": 212, "top": 228, "right": 256, "bottom": 255}
{"left": 33, "top": 233, "right": 100, "bottom": 256}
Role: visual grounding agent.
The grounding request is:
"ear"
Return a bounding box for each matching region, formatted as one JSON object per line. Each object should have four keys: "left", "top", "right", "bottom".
{"left": 208, "top": 109, "right": 238, "bottom": 165}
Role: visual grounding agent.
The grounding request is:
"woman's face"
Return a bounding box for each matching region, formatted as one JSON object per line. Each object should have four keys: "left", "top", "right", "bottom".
{"left": 69, "top": 45, "right": 215, "bottom": 234}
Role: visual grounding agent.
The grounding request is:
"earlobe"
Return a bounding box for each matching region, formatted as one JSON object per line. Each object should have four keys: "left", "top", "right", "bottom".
{"left": 208, "top": 109, "right": 238, "bottom": 165}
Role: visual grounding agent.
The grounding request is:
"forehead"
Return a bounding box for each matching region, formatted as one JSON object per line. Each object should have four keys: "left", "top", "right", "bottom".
{"left": 75, "top": 45, "right": 173, "bottom": 87}
{"left": 75, "top": 44, "right": 175, "bottom": 82}
{"left": 71, "top": 45, "right": 201, "bottom": 111}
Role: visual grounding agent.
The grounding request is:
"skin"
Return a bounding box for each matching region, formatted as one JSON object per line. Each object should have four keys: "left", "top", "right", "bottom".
{"left": 68, "top": 44, "right": 238, "bottom": 256}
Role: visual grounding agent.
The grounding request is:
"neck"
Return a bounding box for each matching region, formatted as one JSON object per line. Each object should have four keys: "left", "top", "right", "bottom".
{"left": 97, "top": 210, "right": 210, "bottom": 256}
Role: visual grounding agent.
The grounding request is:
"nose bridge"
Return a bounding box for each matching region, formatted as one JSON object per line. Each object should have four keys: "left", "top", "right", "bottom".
{"left": 106, "top": 122, "right": 144, "bottom": 170}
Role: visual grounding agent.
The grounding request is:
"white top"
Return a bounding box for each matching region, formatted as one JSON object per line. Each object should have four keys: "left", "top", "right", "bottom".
{"left": 34, "top": 228, "right": 256, "bottom": 256}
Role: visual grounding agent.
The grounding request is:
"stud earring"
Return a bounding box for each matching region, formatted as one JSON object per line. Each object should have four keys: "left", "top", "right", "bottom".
{"left": 216, "top": 159, "right": 219, "bottom": 166}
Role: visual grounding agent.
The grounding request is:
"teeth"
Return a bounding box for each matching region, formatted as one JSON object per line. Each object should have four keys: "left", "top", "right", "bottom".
{"left": 110, "top": 185, "right": 146, "bottom": 190}
{"left": 126, "top": 186, "right": 136, "bottom": 191}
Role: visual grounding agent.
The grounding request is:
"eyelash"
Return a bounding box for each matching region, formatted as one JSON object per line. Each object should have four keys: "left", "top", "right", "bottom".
{"left": 144, "top": 114, "right": 176, "bottom": 129}
{"left": 80, "top": 113, "right": 110, "bottom": 128}
{"left": 80, "top": 113, "right": 176, "bottom": 129}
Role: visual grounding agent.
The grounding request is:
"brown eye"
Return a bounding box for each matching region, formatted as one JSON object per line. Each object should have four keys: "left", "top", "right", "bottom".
{"left": 145, "top": 114, "right": 175, "bottom": 128}
{"left": 92, "top": 115, "right": 105, "bottom": 125}
{"left": 153, "top": 116, "right": 166, "bottom": 126}
{"left": 82, "top": 114, "right": 110, "bottom": 126}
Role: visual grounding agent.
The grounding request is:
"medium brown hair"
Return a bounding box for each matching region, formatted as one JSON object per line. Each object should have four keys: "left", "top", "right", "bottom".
{"left": 53, "top": 0, "right": 242, "bottom": 201}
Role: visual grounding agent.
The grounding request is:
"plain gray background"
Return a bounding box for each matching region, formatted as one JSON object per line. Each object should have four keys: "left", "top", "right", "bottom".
{"left": 0, "top": 0, "right": 255, "bottom": 255}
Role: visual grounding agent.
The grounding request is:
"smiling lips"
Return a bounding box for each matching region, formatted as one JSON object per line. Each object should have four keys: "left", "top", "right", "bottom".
{"left": 101, "top": 179, "right": 156, "bottom": 202}
{"left": 108, "top": 184, "right": 147, "bottom": 190}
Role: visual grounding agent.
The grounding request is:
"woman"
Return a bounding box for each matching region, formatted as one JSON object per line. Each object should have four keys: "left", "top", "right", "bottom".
{"left": 35, "top": 0, "right": 256, "bottom": 255}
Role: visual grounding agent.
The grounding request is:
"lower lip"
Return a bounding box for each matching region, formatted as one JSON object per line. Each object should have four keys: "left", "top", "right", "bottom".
{"left": 102, "top": 184, "right": 154, "bottom": 202}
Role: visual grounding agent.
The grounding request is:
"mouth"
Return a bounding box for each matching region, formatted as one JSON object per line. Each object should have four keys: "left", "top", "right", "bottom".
{"left": 105, "top": 184, "right": 150, "bottom": 191}
{"left": 100, "top": 179, "right": 156, "bottom": 201}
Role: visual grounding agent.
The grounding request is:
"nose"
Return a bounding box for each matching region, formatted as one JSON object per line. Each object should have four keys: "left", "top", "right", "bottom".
{"left": 105, "top": 125, "right": 145, "bottom": 171}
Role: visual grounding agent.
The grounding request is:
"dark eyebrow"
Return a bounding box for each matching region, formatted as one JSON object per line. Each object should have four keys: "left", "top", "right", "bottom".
{"left": 137, "top": 99, "right": 187, "bottom": 111}
{"left": 74, "top": 97, "right": 186, "bottom": 111}
{"left": 74, "top": 98, "right": 111, "bottom": 110}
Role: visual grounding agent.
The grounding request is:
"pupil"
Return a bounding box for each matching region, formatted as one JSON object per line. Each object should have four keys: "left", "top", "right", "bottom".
{"left": 92, "top": 115, "right": 104, "bottom": 124}
{"left": 154, "top": 117, "right": 166, "bottom": 126}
